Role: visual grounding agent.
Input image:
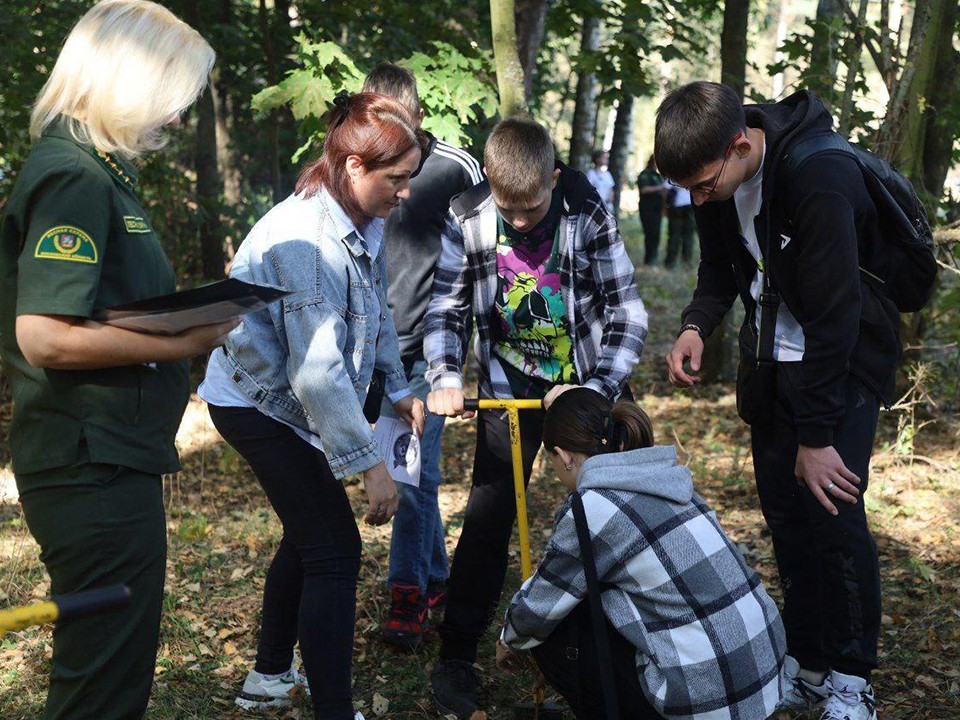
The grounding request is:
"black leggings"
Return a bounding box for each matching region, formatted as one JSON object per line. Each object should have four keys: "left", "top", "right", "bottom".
{"left": 531, "top": 601, "right": 661, "bottom": 719}
{"left": 208, "top": 405, "right": 361, "bottom": 720}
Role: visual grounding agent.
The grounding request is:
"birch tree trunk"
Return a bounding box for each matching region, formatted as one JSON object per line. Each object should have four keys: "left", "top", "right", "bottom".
{"left": 568, "top": 10, "right": 601, "bottom": 170}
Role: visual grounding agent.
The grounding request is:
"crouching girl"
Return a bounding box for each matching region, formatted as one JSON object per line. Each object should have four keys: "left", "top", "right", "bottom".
{"left": 498, "top": 388, "right": 785, "bottom": 719}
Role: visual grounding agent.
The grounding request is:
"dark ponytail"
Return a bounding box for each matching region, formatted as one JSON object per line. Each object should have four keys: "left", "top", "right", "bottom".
{"left": 542, "top": 387, "right": 654, "bottom": 456}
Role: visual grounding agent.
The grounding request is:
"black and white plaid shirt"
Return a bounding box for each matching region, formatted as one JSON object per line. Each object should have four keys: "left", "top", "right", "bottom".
{"left": 502, "top": 446, "right": 786, "bottom": 719}
{"left": 424, "top": 165, "right": 647, "bottom": 400}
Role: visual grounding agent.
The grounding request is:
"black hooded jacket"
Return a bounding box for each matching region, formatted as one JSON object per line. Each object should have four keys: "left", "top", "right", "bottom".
{"left": 682, "top": 91, "right": 901, "bottom": 447}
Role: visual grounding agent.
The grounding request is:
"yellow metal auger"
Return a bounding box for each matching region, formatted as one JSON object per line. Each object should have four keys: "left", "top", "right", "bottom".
{"left": 462, "top": 398, "right": 563, "bottom": 720}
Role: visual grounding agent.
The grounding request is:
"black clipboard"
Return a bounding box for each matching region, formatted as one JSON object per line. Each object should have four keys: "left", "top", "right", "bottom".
{"left": 94, "top": 278, "right": 292, "bottom": 335}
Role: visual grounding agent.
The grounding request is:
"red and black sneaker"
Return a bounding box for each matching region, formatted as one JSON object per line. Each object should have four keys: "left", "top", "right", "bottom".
{"left": 426, "top": 580, "right": 447, "bottom": 614}
{"left": 381, "top": 583, "right": 427, "bottom": 650}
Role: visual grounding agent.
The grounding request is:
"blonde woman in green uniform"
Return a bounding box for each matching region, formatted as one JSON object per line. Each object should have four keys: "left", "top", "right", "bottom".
{"left": 0, "top": 2, "right": 234, "bottom": 718}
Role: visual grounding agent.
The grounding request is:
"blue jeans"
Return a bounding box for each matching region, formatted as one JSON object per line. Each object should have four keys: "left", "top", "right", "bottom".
{"left": 381, "top": 360, "right": 449, "bottom": 593}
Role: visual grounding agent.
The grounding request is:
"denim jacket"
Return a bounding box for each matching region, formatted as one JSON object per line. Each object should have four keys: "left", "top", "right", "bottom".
{"left": 215, "top": 189, "right": 408, "bottom": 478}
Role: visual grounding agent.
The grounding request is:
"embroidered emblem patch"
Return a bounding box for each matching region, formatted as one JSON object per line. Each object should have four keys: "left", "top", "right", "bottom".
{"left": 123, "top": 216, "right": 150, "bottom": 234}
{"left": 34, "top": 226, "right": 98, "bottom": 264}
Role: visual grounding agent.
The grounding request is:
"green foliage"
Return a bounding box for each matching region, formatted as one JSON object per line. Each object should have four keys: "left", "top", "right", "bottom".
{"left": 0, "top": 1, "right": 93, "bottom": 195}
{"left": 402, "top": 42, "right": 499, "bottom": 143}
{"left": 759, "top": 11, "right": 878, "bottom": 144}
{"left": 252, "top": 34, "right": 496, "bottom": 162}
{"left": 252, "top": 36, "right": 364, "bottom": 163}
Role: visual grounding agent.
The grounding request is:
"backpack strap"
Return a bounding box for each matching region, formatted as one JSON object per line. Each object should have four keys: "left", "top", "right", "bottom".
{"left": 570, "top": 492, "right": 621, "bottom": 720}
{"left": 758, "top": 132, "right": 856, "bottom": 366}
{"left": 781, "top": 132, "right": 853, "bottom": 176}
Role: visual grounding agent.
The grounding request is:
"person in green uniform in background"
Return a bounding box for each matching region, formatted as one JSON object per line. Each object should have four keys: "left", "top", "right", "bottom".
{"left": 636, "top": 154, "right": 666, "bottom": 266}
{"left": 0, "top": 2, "right": 235, "bottom": 718}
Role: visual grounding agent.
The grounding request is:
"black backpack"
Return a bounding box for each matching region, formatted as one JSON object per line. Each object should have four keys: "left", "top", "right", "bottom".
{"left": 780, "top": 133, "right": 938, "bottom": 312}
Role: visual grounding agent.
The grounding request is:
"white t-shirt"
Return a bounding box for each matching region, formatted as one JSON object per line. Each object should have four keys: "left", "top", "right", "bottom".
{"left": 667, "top": 181, "right": 692, "bottom": 208}
{"left": 586, "top": 168, "right": 615, "bottom": 209}
{"left": 733, "top": 144, "right": 805, "bottom": 362}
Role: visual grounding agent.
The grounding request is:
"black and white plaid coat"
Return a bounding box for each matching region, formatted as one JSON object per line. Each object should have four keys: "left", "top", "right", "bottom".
{"left": 423, "top": 163, "right": 647, "bottom": 400}
{"left": 502, "top": 446, "right": 786, "bottom": 720}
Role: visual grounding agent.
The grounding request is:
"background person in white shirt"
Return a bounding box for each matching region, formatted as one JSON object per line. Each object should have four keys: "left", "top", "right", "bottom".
{"left": 585, "top": 149, "right": 615, "bottom": 210}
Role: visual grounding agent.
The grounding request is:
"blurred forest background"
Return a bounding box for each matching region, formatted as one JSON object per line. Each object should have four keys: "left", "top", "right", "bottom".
{"left": 1, "top": 1, "right": 959, "bottom": 718}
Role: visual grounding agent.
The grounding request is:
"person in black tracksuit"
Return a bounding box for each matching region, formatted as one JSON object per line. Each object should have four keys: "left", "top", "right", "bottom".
{"left": 657, "top": 82, "right": 898, "bottom": 720}
{"left": 362, "top": 62, "right": 485, "bottom": 649}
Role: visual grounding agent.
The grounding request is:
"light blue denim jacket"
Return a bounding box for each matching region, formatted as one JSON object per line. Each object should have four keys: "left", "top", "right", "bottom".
{"left": 214, "top": 189, "right": 408, "bottom": 478}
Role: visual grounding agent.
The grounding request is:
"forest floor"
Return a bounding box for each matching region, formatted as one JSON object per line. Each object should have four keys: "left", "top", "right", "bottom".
{"left": 1, "top": 221, "right": 958, "bottom": 719}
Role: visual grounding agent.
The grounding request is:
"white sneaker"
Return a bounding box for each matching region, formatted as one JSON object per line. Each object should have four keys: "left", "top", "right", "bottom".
{"left": 235, "top": 666, "right": 309, "bottom": 710}
{"left": 820, "top": 670, "right": 877, "bottom": 720}
{"left": 776, "top": 655, "right": 830, "bottom": 712}
{"left": 355, "top": 714, "right": 365, "bottom": 720}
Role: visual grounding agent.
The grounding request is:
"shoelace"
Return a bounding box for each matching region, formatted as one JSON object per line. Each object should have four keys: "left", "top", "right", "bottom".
{"left": 823, "top": 686, "right": 868, "bottom": 717}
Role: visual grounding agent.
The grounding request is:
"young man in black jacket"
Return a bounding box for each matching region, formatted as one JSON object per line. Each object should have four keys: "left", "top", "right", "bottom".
{"left": 658, "top": 82, "right": 897, "bottom": 720}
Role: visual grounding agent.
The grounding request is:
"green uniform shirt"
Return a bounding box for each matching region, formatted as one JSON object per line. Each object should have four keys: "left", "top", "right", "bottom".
{"left": 637, "top": 167, "right": 665, "bottom": 214}
{"left": 0, "top": 117, "right": 190, "bottom": 478}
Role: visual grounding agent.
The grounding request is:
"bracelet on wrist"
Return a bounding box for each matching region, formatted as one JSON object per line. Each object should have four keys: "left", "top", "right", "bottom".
{"left": 678, "top": 323, "right": 705, "bottom": 340}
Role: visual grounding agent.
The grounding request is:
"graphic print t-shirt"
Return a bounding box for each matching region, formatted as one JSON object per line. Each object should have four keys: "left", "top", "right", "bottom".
{"left": 492, "top": 186, "right": 578, "bottom": 397}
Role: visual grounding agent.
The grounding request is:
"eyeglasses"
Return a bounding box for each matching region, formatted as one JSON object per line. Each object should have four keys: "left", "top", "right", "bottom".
{"left": 679, "top": 130, "right": 743, "bottom": 196}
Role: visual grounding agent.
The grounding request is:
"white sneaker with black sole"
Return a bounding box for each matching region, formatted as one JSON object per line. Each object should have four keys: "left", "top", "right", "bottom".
{"left": 820, "top": 670, "right": 877, "bottom": 720}
{"left": 776, "top": 655, "right": 830, "bottom": 713}
{"left": 235, "top": 666, "right": 310, "bottom": 710}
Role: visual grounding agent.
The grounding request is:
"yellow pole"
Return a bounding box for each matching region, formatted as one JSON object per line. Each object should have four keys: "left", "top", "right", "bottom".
{"left": 465, "top": 398, "right": 545, "bottom": 708}
{"left": 470, "top": 399, "right": 544, "bottom": 412}
{"left": 0, "top": 601, "right": 59, "bottom": 633}
{"left": 466, "top": 398, "right": 541, "bottom": 580}
{"left": 506, "top": 407, "right": 533, "bottom": 580}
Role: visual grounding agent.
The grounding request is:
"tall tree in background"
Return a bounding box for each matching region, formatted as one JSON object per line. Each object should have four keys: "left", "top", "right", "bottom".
{"left": 921, "top": 1, "right": 960, "bottom": 200}
{"left": 884, "top": 0, "right": 958, "bottom": 198}
{"left": 180, "top": 0, "right": 227, "bottom": 279}
{"left": 515, "top": 0, "right": 548, "bottom": 103}
{"left": 490, "top": 0, "right": 528, "bottom": 116}
{"left": 568, "top": 5, "right": 602, "bottom": 170}
{"left": 720, "top": 0, "right": 750, "bottom": 96}
{"left": 607, "top": 94, "right": 634, "bottom": 216}
{"left": 194, "top": 84, "right": 226, "bottom": 279}
{"left": 808, "top": 0, "right": 843, "bottom": 105}
{"left": 701, "top": 0, "right": 752, "bottom": 383}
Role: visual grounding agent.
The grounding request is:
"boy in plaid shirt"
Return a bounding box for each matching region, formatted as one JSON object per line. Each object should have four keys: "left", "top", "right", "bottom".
{"left": 424, "top": 117, "right": 647, "bottom": 718}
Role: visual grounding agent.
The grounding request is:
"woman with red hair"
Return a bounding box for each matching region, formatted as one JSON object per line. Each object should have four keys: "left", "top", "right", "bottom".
{"left": 199, "top": 92, "right": 427, "bottom": 719}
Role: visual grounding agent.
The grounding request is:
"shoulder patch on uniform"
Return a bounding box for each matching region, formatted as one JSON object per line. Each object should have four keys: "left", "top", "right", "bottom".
{"left": 34, "top": 226, "right": 98, "bottom": 264}
{"left": 123, "top": 216, "right": 151, "bottom": 234}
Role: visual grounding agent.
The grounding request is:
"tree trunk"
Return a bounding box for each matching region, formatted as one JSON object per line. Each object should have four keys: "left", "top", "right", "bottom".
{"left": 809, "top": 0, "right": 843, "bottom": 105}
{"left": 607, "top": 94, "right": 634, "bottom": 219}
{"left": 706, "top": 0, "right": 750, "bottom": 384}
{"left": 921, "top": 1, "right": 960, "bottom": 201}
{"left": 568, "top": 10, "right": 601, "bottom": 171}
{"left": 490, "top": 0, "right": 528, "bottom": 117}
{"left": 195, "top": 80, "right": 226, "bottom": 280}
{"left": 259, "top": 0, "right": 284, "bottom": 203}
{"left": 837, "top": 0, "right": 870, "bottom": 136}
{"left": 274, "top": 0, "right": 297, "bottom": 197}
{"left": 720, "top": 0, "right": 750, "bottom": 96}
{"left": 182, "top": 0, "right": 226, "bottom": 279}
{"left": 890, "top": 0, "right": 955, "bottom": 191}
{"left": 215, "top": 0, "right": 240, "bottom": 208}
{"left": 514, "top": 0, "right": 548, "bottom": 103}
{"left": 876, "top": 0, "right": 934, "bottom": 161}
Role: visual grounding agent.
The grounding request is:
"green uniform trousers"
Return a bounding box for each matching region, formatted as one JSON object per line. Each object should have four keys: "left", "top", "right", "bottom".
{"left": 17, "top": 463, "right": 166, "bottom": 720}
